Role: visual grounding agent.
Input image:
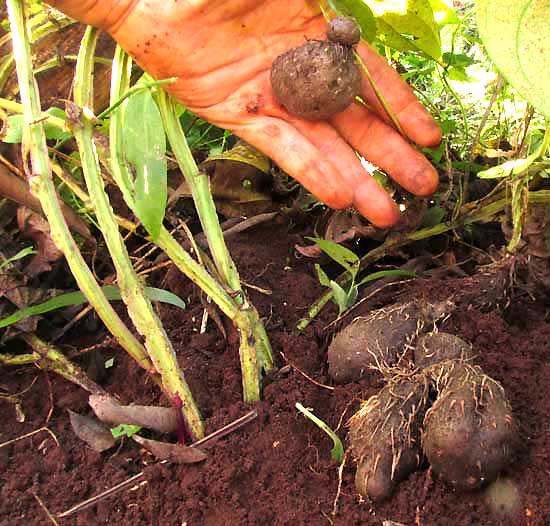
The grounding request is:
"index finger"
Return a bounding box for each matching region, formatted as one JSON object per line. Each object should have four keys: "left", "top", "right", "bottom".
{"left": 356, "top": 43, "right": 442, "bottom": 148}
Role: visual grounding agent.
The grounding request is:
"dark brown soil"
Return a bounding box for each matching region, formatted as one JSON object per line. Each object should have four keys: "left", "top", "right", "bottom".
{"left": 1, "top": 221, "right": 549, "bottom": 526}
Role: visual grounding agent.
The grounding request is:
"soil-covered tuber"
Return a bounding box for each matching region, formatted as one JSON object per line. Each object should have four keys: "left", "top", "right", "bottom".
{"left": 328, "top": 300, "right": 452, "bottom": 383}
{"left": 422, "top": 360, "right": 518, "bottom": 490}
{"left": 270, "top": 40, "right": 361, "bottom": 120}
{"left": 349, "top": 375, "right": 430, "bottom": 501}
{"left": 414, "top": 331, "right": 475, "bottom": 369}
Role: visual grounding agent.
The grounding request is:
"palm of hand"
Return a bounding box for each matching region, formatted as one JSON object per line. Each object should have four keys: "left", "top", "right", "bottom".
{"left": 55, "top": 0, "right": 442, "bottom": 226}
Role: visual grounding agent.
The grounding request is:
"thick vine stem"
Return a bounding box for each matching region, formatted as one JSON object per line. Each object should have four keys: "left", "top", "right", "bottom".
{"left": 73, "top": 26, "right": 203, "bottom": 439}
{"left": 154, "top": 88, "right": 274, "bottom": 398}
{"left": 6, "top": 0, "right": 153, "bottom": 373}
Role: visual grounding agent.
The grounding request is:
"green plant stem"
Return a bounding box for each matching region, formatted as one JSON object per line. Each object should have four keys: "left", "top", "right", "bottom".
{"left": 155, "top": 91, "right": 242, "bottom": 292}
{"left": 0, "top": 97, "right": 68, "bottom": 131}
{"left": 21, "top": 333, "right": 107, "bottom": 395}
{"left": 155, "top": 88, "right": 273, "bottom": 398}
{"left": 110, "top": 48, "right": 269, "bottom": 401}
{"left": 297, "top": 190, "right": 550, "bottom": 331}
{"left": 354, "top": 51, "right": 406, "bottom": 137}
{"left": 6, "top": 0, "right": 152, "bottom": 373}
{"left": 99, "top": 75, "right": 177, "bottom": 120}
{"left": 73, "top": 26, "right": 203, "bottom": 439}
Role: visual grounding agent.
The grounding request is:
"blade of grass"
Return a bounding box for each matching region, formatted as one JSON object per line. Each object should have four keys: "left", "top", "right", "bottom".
{"left": 296, "top": 402, "right": 344, "bottom": 462}
{"left": 0, "top": 285, "right": 186, "bottom": 328}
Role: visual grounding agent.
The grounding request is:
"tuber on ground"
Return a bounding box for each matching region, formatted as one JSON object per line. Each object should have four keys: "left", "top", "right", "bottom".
{"left": 422, "top": 360, "right": 518, "bottom": 490}
{"left": 327, "top": 300, "right": 451, "bottom": 383}
{"left": 349, "top": 374, "right": 430, "bottom": 501}
{"left": 270, "top": 17, "right": 362, "bottom": 120}
{"left": 414, "top": 331, "right": 475, "bottom": 369}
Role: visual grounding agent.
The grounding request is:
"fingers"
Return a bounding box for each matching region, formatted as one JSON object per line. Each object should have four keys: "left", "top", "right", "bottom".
{"left": 286, "top": 118, "right": 400, "bottom": 227}
{"left": 45, "top": 0, "right": 136, "bottom": 34}
{"left": 355, "top": 43, "right": 442, "bottom": 148}
{"left": 331, "top": 103, "right": 439, "bottom": 197}
{"left": 234, "top": 117, "right": 353, "bottom": 211}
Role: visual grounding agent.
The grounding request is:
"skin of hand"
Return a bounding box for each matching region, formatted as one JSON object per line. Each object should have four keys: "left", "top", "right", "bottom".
{"left": 47, "top": 0, "right": 442, "bottom": 227}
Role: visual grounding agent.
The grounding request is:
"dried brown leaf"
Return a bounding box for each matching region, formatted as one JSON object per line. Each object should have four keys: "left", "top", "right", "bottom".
{"left": 133, "top": 435, "right": 207, "bottom": 463}
{"left": 68, "top": 410, "right": 116, "bottom": 452}
{"left": 89, "top": 395, "right": 177, "bottom": 433}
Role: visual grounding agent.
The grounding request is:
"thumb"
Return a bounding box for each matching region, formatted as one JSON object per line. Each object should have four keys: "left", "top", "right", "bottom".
{"left": 46, "top": 0, "right": 134, "bottom": 33}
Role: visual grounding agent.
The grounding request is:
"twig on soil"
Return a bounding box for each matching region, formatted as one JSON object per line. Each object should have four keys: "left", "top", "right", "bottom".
{"left": 43, "top": 371, "right": 54, "bottom": 423}
{"left": 33, "top": 492, "right": 61, "bottom": 526}
{"left": 0, "top": 426, "right": 59, "bottom": 449}
{"left": 280, "top": 352, "right": 334, "bottom": 391}
{"left": 56, "top": 471, "right": 146, "bottom": 518}
{"left": 332, "top": 452, "right": 347, "bottom": 518}
{"left": 56, "top": 410, "right": 258, "bottom": 518}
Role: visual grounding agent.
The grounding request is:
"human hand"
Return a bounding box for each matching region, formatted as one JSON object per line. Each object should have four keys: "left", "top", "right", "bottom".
{"left": 47, "top": 0, "right": 441, "bottom": 227}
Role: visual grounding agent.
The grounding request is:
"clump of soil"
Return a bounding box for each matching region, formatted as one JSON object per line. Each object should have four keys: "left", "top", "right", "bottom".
{"left": 270, "top": 17, "right": 362, "bottom": 120}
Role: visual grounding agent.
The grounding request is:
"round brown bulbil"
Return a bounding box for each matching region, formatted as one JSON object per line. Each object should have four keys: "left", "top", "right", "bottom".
{"left": 327, "top": 16, "right": 361, "bottom": 46}
{"left": 270, "top": 39, "right": 361, "bottom": 120}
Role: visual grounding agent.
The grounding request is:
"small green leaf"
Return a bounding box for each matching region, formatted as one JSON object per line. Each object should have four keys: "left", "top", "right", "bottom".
{"left": 0, "top": 285, "right": 186, "bottom": 329}
{"left": 476, "top": 0, "right": 550, "bottom": 117}
{"left": 296, "top": 403, "right": 344, "bottom": 463}
{"left": 2, "top": 114, "right": 24, "bottom": 143}
{"left": 123, "top": 87, "right": 167, "bottom": 240}
{"left": 307, "top": 237, "right": 359, "bottom": 273}
{"left": 346, "top": 285, "right": 359, "bottom": 309}
{"left": 329, "top": 280, "right": 349, "bottom": 314}
{"left": 2, "top": 108, "right": 71, "bottom": 144}
{"left": 315, "top": 264, "right": 331, "bottom": 288}
{"left": 428, "top": 0, "right": 459, "bottom": 25}
{"left": 44, "top": 108, "right": 71, "bottom": 141}
{"left": 0, "top": 246, "right": 36, "bottom": 271}
{"left": 422, "top": 206, "right": 446, "bottom": 227}
{"left": 356, "top": 269, "right": 417, "bottom": 287}
{"left": 328, "top": 0, "right": 377, "bottom": 42}
{"left": 110, "top": 424, "right": 142, "bottom": 438}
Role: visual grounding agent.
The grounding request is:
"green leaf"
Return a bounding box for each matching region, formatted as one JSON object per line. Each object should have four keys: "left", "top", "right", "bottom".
{"left": 366, "top": 0, "right": 442, "bottom": 59}
{"left": 123, "top": 87, "right": 167, "bottom": 240}
{"left": 2, "top": 114, "right": 24, "bottom": 143}
{"left": 315, "top": 264, "right": 332, "bottom": 288}
{"left": 476, "top": 0, "right": 550, "bottom": 117}
{"left": 428, "top": 0, "right": 459, "bottom": 25}
{"left": 110, "top": 424, "right": 142, "bottom": 438}
{"left": 0, "top": 246, "right": 36, "bottom": 271}
{"left": 2, "top": 108, "right": 71, "bottom": 144}
{"left": 307, "top": 237, "right": 359, "bottom": 273}
{"left": 356, "top": 269, "right": 416, "bottom": 287}
{"left": 422, "top": 206, "right": 446, "bottom": 227}
{"left": 328, "top": 0, "right": 377, "bottom": 42}
{"left": 329, "top": 280, "right": 350, "bottom": 314}
{"left": 0, "top": 285, "right": 186, "bottom": 329}
{"left": 295, "top": 403, "right": 344, "bottom": 463}
{"left": 44, "top": 107, "right": 72, "bottom": 142}
{"left": 477, "top": 152, "right": 539, "bottom": 179}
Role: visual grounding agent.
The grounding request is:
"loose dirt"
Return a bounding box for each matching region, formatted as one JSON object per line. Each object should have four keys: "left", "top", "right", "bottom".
{"left": 1, "top": 221, "right": 549, "bottom": 526}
